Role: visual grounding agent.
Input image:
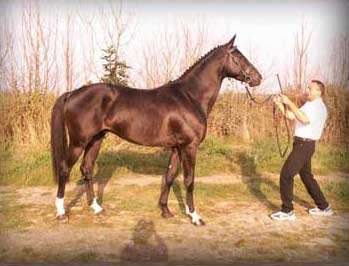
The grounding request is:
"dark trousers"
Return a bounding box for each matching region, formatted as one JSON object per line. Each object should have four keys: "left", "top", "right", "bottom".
{"left": 280, "top": 137, "right": 329, "bottom": 212}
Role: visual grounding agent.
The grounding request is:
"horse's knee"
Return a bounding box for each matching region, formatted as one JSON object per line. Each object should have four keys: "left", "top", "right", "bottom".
{"left": 165, "top": 180, "right": 173, "bottom": 187}
{"left": 165, "top": 174, "right": 175, "bottom": 187}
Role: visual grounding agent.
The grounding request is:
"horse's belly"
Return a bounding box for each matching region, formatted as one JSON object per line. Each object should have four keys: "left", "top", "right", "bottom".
{"left": 109, "top": 117, "right": 174, "bottom": 147}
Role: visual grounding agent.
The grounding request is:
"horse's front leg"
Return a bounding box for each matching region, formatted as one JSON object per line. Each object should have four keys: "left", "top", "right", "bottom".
{"left": 181, "top": 144, "right": 205, "bottom": 226}
{"left": 159, "top": 148, "right": 180, "bottom": 218}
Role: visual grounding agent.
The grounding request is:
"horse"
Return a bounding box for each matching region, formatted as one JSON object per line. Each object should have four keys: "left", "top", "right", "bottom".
{"left": 51, "top": 35, "right": 262, "bottom": 225}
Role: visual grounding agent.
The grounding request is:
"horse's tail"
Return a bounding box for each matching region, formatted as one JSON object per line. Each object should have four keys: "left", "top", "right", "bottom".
{"left": 50, "top": 92, "right": 70, "bottom": 184}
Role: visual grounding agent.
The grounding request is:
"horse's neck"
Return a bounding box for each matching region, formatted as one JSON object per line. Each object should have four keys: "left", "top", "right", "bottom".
{"left": 184, "top": 57, "right": 224, "bottom": 116}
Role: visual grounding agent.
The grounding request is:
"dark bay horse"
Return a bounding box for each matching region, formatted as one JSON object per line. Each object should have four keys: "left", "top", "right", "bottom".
{"left": 51, "top": 35, "right": 262, "bottom": 225}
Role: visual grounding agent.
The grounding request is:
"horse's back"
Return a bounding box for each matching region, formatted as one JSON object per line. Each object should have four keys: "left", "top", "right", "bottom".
{"left": 104, "top": 84, "right": 206, "bottom": 146}
{"left": 103, "top": 85, "right": 180, "bottom": 146}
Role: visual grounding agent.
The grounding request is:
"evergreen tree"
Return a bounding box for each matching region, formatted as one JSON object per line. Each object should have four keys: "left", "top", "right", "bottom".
{"left": 100, "top": 45, "right": 129, "bottom": 86}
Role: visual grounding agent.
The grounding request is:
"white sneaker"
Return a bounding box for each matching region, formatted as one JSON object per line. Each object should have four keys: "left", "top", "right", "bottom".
{"left": 309, "top": 206, "right": 333, "bottom": 216}
{"left": 270, "top": 210, "right": 296, "bottom": 221}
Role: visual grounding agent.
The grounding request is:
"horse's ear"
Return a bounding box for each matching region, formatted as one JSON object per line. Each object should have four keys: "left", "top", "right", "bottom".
{"left": 226, "top": 34, "right": 236, "bottom": 49}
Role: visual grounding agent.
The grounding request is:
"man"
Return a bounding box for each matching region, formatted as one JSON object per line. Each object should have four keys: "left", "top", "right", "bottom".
{"left": 270, "top": 80, "right": 333, "bottom": 221}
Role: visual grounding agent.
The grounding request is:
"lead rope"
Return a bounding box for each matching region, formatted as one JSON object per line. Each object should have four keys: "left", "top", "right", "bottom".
{"left": 243, "top": 77, "right": 291, "bottom": 158}
{"left": 274, "top": 74, "right": 291, "bottom": 158}
{"left": 231, "top": 51, "right": 290, "bottom": 158}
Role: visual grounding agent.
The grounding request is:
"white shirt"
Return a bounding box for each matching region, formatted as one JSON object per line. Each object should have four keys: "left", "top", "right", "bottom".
{"left": 294, "top": 98, "right": 327, "bottom": 140}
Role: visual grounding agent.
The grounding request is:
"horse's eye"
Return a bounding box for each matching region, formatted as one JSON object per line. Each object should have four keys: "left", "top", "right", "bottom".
{"left": 245, "top": 76, "right": 251, "bottom": 82}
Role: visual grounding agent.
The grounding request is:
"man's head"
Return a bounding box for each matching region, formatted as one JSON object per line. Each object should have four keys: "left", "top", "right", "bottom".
{"left": 306, "top": 80, "right": 325, "bottom": 101}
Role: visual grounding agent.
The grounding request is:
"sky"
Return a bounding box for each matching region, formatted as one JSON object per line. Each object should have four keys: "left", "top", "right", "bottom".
{"left": 123, "top": 0, "right": 349, "bottom": 90}
{"left": 1, "top": 0, "right": 348, "bottom": 91}
{"left": 57, "top": 0, "right": 348, "bottom": 62}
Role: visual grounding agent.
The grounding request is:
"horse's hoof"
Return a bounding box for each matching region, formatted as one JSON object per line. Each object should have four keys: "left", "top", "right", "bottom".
{"left": 161, "top": 211, "right": 174, "bottom": 219}
{"left": 95, "top": 209, "right": 105, "bottom": 216}
{"left": 191, "top": 218, "right": 205, "bottom": 226}
{"left": 198, "top": 219, "right": 206, "bottom": 226}
{"left": 56, "top": 214, "right": 68, "bottom": 223}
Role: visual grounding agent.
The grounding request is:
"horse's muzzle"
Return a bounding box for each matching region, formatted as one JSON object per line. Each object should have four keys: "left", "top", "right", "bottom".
{"left": 249, "top": 79, "right": 261, "bottom": 87}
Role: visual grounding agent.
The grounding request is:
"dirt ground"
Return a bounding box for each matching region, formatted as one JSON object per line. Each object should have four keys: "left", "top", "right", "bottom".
{"left": 0, "top": 174, "right": 348, "bottom": 266}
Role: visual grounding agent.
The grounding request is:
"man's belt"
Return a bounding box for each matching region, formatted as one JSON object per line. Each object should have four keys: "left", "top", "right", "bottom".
{"left": 294, "top": 136, "right": 316, "bottom": 142}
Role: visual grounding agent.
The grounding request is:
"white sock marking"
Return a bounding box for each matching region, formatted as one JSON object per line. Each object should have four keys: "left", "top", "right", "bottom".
{"left": 185, "top": 204, "right": 202, "bottom": 225}
{"left": 55, "top": 197, "right": 65, "bottom": 216}
{"left": 90, "top": 197, "right": 103, "bottom": 214}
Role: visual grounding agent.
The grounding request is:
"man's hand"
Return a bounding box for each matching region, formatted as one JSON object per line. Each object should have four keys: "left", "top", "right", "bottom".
{"left": 272, "top": 95, "right": 281, "bottom": 104}
{"left": 275, "top": 94, "right": 309, "bottom": 124}
{"left": 279, "top": 94, "right": 292, "bottom": 106}
{"left": 273, "top": 95, "right": 285, "bottom": 106}
{"left": 273, "top": 94, "right": 291, "bottom": 105}
{"left": 273, "top": 94, "right": 296, "bottom": 121}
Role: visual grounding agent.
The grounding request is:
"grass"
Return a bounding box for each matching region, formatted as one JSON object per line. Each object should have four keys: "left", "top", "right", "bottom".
{"left": 197, "top": 136, "right": 348, "bottom": 176}
{"left": 0, "top": 148, "right": 52, "bottom": 186}
{"left": 0, "top": 135, "right": 348, "bottom": 186}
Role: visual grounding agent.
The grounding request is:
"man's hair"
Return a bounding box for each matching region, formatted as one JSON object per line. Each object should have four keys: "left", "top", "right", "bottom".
{"left": 311, "top": 79, "right": 325, "bottom": 96}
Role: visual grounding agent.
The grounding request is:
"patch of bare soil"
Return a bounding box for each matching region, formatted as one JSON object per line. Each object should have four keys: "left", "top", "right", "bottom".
{"left": 0, "top": 174, "right": 348, "bottom": 265}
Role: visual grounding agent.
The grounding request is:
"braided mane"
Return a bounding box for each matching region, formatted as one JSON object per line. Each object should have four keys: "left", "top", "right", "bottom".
{"left": 175, "top": 45, "right": 223, "bottom": 81}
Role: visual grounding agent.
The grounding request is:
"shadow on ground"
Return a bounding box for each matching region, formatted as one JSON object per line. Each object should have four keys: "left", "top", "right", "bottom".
{"left": 66, "top": 148, "right": 312, "bottom": 215}
{"left": 236, "top": 151, "right": 312, "bottom": 211}
{"left": 67, "top": 149, "right": 186, "bottom": 214}
{"left": 120, "top": 219, "right": 168, "bottom": 262}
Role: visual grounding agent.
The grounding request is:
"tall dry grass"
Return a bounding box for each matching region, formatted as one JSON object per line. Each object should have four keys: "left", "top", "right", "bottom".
{"left": 1, "top": 85, "right": 348, "bottom": 151}
{"left": 0, "top": 89, "right": 56, "bottom": 149}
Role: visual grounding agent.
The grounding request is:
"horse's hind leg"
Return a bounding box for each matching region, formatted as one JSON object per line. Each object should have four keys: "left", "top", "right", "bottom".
{"left": 56, "top": 144, "right": 84, "bottom": 219}
{"left": 80, "top": 132, "right": 105, "bottom": 214}
{"left": 159, "top": 148, "right": 180, "bottom": 218}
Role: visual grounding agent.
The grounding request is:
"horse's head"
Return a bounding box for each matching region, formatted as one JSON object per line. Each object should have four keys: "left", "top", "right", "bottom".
{"left": 222, "top": 35, "right": 262, "bottom": 87}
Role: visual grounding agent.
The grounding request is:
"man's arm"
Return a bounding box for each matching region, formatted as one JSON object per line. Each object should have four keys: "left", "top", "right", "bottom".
{"left": 278, "top": 94, "right": 310, "bottom": 124}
